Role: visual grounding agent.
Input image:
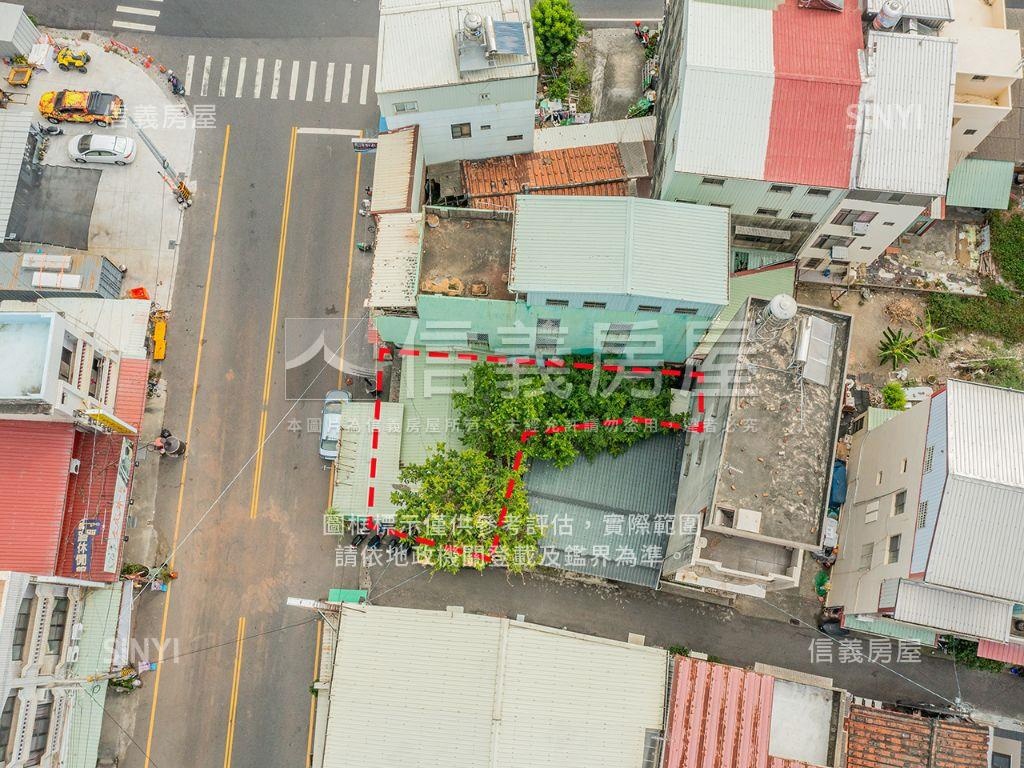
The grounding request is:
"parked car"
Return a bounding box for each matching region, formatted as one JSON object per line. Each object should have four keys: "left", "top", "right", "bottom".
{"left": 319, "top": 389, "right": 352, "bottom": 461}
{"left": 38, "top": 90, "right": 123, "bottom": 126}
{"left": 68, "top": 134, "right": 137, "bottom": 165}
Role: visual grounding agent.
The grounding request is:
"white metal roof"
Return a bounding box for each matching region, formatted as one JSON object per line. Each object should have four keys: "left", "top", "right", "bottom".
{"left": 855, "top": 32, "right": 956, "bottom": 196}
{"left": 894, "top": 579, "right": 1013, "bottom": 642}
{"left": 924, "top": 381, "right": 1024, "bottom": 602}
{"left": 0, "top": 297, "right": 150, "bottom": 359}
{"left": 533, "top": 116, "right": 655, "bottom": 152}
{"left": 0, "top": 112, "right": 30, "bottom": 242}
{"left": 867, "top": 0, "right": 953, "bottom": 22}
{"left": 376, "top": 0, "right": 537, "bottom": 94}
{"left": 323, "top": 605, "right": 668, "bottom": 768}
{"left": 510, "top": 196, "right": 730, "bottom": 305}
{"left": 368, "top": 213, "right": 422, "bottom": 309}
{"left": 370, "top": 127, "right": 420, "bottom": 215}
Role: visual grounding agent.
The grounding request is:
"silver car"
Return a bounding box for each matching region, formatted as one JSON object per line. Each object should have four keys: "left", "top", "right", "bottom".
{"left": 319, "top": 389, "right": 352, "bottom": 461}
{"left": 67, "top": 133, "right": 137, "bottom": 165}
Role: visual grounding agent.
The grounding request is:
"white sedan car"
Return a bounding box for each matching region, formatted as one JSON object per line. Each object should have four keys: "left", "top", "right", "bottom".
{"left": 67, "top": 134, "right": 137, "bottom": 165}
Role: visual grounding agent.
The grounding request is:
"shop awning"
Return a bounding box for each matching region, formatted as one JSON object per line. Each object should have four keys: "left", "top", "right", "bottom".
{"left": 946, "top": 158, "right": 1014, "bottom": 210}
{"left": 977, "top": 638, "right": 1024, "bottom": 665}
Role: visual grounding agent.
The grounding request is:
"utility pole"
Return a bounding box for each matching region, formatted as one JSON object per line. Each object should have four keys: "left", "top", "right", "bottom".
{"left": 127, "top": 115, "right": 193, "bottom": 209}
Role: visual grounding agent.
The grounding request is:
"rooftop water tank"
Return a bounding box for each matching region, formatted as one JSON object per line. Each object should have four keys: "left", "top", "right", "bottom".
{"left": 767, "top": 293, "right": 798, "bottom": 322}
{"left": 873, "top": 0, "right": 903, "bottom": 30}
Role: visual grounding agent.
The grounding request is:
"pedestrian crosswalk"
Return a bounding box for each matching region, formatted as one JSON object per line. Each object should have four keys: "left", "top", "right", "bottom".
{"left": 112, "top": 0, "right": 162, "bottom": 32}
{"left": 182, "top": 55, "right": 372, "bottom": 105}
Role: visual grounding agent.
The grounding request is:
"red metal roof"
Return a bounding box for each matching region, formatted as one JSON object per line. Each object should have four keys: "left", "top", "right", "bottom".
{"left": 0, "top": 420, "right": 75, "bottom": 574}
{"left": 462, "top": 144, "right": 628, "bottom": 210}
{"left": 764, "top": 0, "right": 863, "bottom": 188}
{"left": 55, "top": 359, "right": 148, "bottom": 582}
{"left": 977, "top": 638, "right": 1024, "bottom": 665}
{"left": 845, "top": 705, "right": 990, "bottom": 768}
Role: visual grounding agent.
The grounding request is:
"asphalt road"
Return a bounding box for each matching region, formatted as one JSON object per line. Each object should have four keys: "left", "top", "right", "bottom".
{"left": 119, "top": 33, "right": 378, "bottom": 768}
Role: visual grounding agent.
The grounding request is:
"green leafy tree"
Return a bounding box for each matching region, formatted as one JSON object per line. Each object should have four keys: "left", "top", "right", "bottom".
{"left": 391, "top": 446, "right": 542, "bottom": 574}
{"left": 877, "top": 327, "right": 921, "bottom": 370}
{"left": 532, "top": 0, "right": 584, "bottom": 72}
{"left": 914, "top": 313, "right": 947, "bottom": 357}
{"left": 880, "top": 381, "right": 907, "bottom": 410}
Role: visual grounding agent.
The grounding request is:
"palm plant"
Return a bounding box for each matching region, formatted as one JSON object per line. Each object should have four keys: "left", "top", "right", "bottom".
{"left": 878, "top": 327, "right": 922, "bottom": 371}
{"left": 914, "top": 313, "right": 948, "bottom": 357}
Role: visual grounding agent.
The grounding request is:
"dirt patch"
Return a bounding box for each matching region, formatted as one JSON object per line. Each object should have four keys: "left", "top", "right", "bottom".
{"left": 589, "top": 29, "right": 646, "bottom": 121}
{"left": 796, "top": 284, "right": 1023, "bottom": 391}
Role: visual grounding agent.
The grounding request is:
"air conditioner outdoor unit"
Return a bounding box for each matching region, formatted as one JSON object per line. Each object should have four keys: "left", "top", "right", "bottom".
{"left": 71, "top": 622, "right": 84, "bottom": 640}
{"left": 69, "top": 459, "right": 81, "bottom": 474}
{"left": 66, "top": 646, "right": 80, "bottom": 663}
{"left": 852, "top": 221, "right": 870, "bottom": 236}
{"left": 830, "top": 245, "right": 851, "bottom": 264}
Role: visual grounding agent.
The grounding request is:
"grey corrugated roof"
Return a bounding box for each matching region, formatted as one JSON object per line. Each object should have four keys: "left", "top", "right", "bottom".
{"left": 0, "top": 112, "right": 30, "bottom": 241}
{"left": 368, "top": 213, "right": 422, "bottom": 308}
{"left": 528, "top": 434, "right": 684, "bottom": 588}
{"left": 510, "top": 196, "right": 730, "bottom": 305}
{"left": 895, "top": 578, "right": 1013, "bottom": 642}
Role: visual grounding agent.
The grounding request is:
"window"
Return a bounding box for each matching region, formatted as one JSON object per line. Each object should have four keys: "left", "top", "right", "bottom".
{"left": 876, "top": 470, "right": 884, "bottom": 485}
{"left": 47, "top": 597, "right": 69, "bottom": 654}
{"left": 860, "top": 245, "right": 872, "bottom": 250}
{"left": 479, "top": 92, "right": 491, "bottom": 101}
{"left": 901, "top": 458, "right": 908, "bottom": 473}
{"left": 450, "top": 122, "right": 471, "bottom": 139}
{"left": 88, "top": 354, "right": 105, "bottom": 398}
{"left": 674, "top": 307, "right": 697, "bottom": 315}
{"left": 536, "top": 319, "right": 561, "bottom": 355}
{"left": 695, "top": 438, "right": 706, "bottom": 467}
{"left": 813, "top": 235, "right": 854, "bottom": 250}
{"left": 964, "top": 128, "right": 978, "bottom": 136}
{"left": 831, "top": 209, "right": 877, "bottom": 227}
{"left": 888, "top": 193, "right": 905, "bottom": 203}
{"left": 883, "top": 221, "right": 895, "bottom": 226}
{"left": 916, "top": 500, "right": 928, "bottom": 529}
{"left": 393, "top": 101, "right": 418, "bottom": 113}
{"left": 804, "top": 257, "right": 825, "bottom": 270}
{"left": 991, "top": 753, "right": 1011, "bottom": 768}
{"left": 637, "top": 305, "right": 662, "bottom": 313}
{"left": 709, "top": 202, "right": 731, "bottom": 209}
{"left": 701, "top": 177, "right": 725, "bottom": 186}
{"left": 924, "top": 445, "right": 935, "bottom": 473}
{"left": 755, "top": 207, "right": 780, "bottom": 217}
{"left": 971, "top": 74, "right": 988, "bottom": 81}
{"left": 893, "top": 490, "right": 906, "bottom": 516}
{"left": 12, "top": 597, "right": 32, "bottom": 661}
{"left": 545, "top": 298, "right": 569, "bottom": 307}
{"left": 865, "top": 500, "right": 880, "bottom": 523}
{"left": 0, "top": 695, "right": 14, "bottom": 757}
{"left": 602, "top": 323, "right": 631, "bottom": 354}
{"left": 769, "top": 184, "right": 793, "bottom": 194}
{"left": 59, "top": 333, "right": 76, "bottom": 383}
{"left": 790, "top": 211, "right": 813, "bottom": 221}
{"left": 506, "top": 134, "right": 523, "bottom": 141}
{"left": 807, "top": 188, "right": 830, "bottom": 197}
{"left": 467, "top": 332, "right": 489, "bottom": 351}
{"left": 859, "top": 542, "right": 874, "bottom": 570}
{"left": 29, "top": 701, "right": 51, "bottom": 763}
{"left": 480, "top": 124, "right": 491, "bottom": 130}
{"left": 887, "top": 534, "right": 902, "bottom": 564}
{"left": 582, "top": 301, "right": 606, "bottom": 309}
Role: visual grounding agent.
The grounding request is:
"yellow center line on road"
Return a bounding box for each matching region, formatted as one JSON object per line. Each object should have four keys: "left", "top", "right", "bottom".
{"left": 250, "top": 125, "right": 299, "bottom": 520}
{"left": 142, "top": 123, "right": 231, "bottom": 767}
{"left": 305, "top": 619, "right": 324, "bottom": 767}
{"left": 223, "top": 616, "right": 247, "bottom": 768}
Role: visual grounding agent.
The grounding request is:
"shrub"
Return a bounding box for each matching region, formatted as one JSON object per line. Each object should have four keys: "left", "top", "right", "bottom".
{"left": 989, "top": 211, "right": 1024, "bottom": 291}
{"left": 944, "top": 636, "right": 1005, "bottom": 673}
{"left": 926, "top": 291, "right": 1024, "bottom": 344}
{"left": 532, "top": 0, "right": 584, "bottom": 72}
{"left": 881, "top": 381, "right": 907, "bottom": 410}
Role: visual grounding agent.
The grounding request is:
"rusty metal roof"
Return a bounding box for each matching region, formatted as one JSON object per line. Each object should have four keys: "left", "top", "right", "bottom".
{"left": 844, "top": 705, "right": 990, "bottom": 768}
{"left": 462, "top": 144, "right": 628, "bottom": 210}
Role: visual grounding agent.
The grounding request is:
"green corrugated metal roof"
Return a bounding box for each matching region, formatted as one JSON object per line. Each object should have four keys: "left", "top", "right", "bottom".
{"left": 695, "top": 267, "right": 795, "bottom": 355}
{"left": 332, "top": 402, "right": 404, "bottom": 522}
{"left": 398, "top": 356, "right": 466, "bottom": 466}
{"left": 510, "top": 196, "right": 730, "bottom": 305}
{"left": 946, "top": 158, "right": 1014, "bottom": 210}
{"left": 867, "top": 406, "right": 901, "bottom": 431}
{"left": 328, "top": 589, "right": 367, "bottom": 604}
{"left": 64, "top": 584, "right": 124, "bottom": 768}
{"left": 842, "top": 613, "right": 938, "bottom": 646}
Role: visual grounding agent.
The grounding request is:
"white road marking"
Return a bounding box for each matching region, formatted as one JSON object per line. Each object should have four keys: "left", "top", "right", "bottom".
{"left": 270, "top": 59, "right": 282, "bottom": 99}
{"left": 288, "top": 60, "right": 299, "bottom": 100}
{"left": 296, "top": 128, "right": 362, "bottom": 136}
{"left": 341, "top": 63, "right": 351, "bottom": 104}
{"left": 305, "top": 61, "right": 317, "bottom": 102}
{"left": 218, "top": 56, "right": 230, "bottom": 98}
{"left": 116, "top": 5, "right": 160, "bottom": 15}
{"left": 111, "top": 19, "right": 155, "bottom": 30}
{"left": 235, "top": 57, "right": 247, "bottom": 98}
{"left": 324, "top": 62, "right": 335, "bottom": 103}
{"left": 253, "top": 58, "right": 264, "bottom": 99}
{"left": 200, "top": 55, "right": 212, "bottom": 97}
{"left": 359, "top": 64, "right": 369, "bottom": 105}
{"left": 183, "top": 55, "right": 194, "bottom": 96}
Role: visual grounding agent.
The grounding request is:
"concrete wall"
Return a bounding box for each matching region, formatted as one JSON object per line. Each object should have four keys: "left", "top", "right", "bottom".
{"left": 660, "top": 174, "right": 844, "bottom": 222}
{"left": 525, "top": 290, "right": 722, "bottom": 318}
{"left": 951, "top": 96, "right": 1013, "bottom": 161}
{"left": 797, "top": 197, "right": 927, "bottom": 270}
{"left": 826, "top": 399, "right": 931, "bottom": 615}
{"left": 910, "top": 390, "right": 949, "bottom": 576}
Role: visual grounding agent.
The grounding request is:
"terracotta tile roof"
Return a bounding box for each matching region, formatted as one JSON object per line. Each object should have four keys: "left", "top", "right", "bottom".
{"left": 462, "top": 144, "right": 628, "bottom": 210}
{"left": 0, "top": 419, "right": 75, "bottom": 574}
{"left": 844, "top": 705, "right": 990, "bottom": 768}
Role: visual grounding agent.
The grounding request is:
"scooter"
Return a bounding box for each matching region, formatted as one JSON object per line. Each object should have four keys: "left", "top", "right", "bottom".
{"left": 167, "top": 71, "right": 186, "bottom": 96}
{"left": 35, "top": 122, "right": 63, "bottom": 136}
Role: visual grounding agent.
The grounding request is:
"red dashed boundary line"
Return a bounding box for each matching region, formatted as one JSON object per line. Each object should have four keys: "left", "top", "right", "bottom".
{"left": 363, "top": 347, "right": 706, "bottom": 565}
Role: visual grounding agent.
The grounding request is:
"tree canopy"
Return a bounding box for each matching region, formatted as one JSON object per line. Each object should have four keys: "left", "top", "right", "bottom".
{"left": 531, "top": 0, "right": 584, "bottom": 72}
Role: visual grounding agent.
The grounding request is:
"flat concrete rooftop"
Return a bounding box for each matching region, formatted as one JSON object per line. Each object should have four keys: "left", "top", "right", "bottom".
{"left": 419, "top": 207, "right": 514, "bottom": 302}
{"left": 0, "top": 312, "right": 52, "bottom": 399}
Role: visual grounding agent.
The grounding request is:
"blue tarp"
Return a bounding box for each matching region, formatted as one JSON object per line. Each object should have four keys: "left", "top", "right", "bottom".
{"left": 829, "top": 459, "right": 848, "bottom": 506}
